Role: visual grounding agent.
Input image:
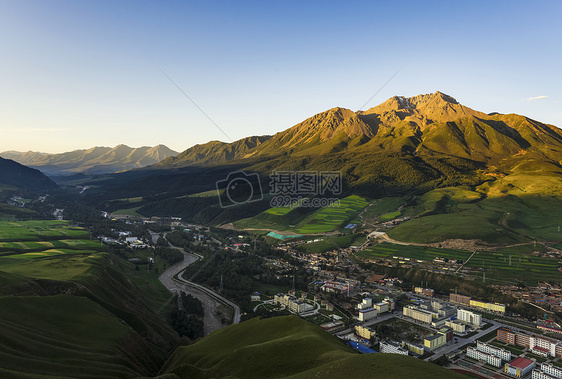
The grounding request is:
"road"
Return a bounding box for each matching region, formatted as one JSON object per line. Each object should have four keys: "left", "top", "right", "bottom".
{"left": 158, "top": 246, "right": 240, "bottom": 335}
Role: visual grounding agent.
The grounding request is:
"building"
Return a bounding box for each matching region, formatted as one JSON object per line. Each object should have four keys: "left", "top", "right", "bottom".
{"left": 437, "top": 305, "right": 456, "bottom": 319}
{"left": 476, "top": 341, "right": 511, "bottom": 362}
{"left": 355, "top": 325, "right": 376, "bottom": 340}
{"left": 440, "top": 327, "right": 454, "bottom": 342}
{"left": 532, "top": 363, "right": 562, "bottom": 379}
{"left": 450, "top": 293, "right": 471, "bottom": 305}
{"left": 497, "top": 327, "right": 532, "bottom": 348}
{"left": 467, "top": 346, "right": 502, "bottom": 367}
{"left": 346, "top": 341, "right": 377, "bottom": 354}
{"left": 403, "top": 305, "right": 433, "bottom": 324}
{"left": 505, "top": 357, "right": 535, "bottom": 378}
{"left": 529, "top": 335, "right": 561, "bottom": 357}
{"left": 424, "top": 328, "right": 452, "bottom": 351}
{"left": 358, "top": 308, "right": 377, "bottom": 321}
{"left": 445, "top": 319, "right": 466, "bottom": 334}
{"left": 374, "top": 302, "right": 389, "bottom": 314}
{"left": 457, "top": 309, "right": 482, "bottom": 327}
{"left": 358, "top": 298, "right": 373, "bottom": 310}
{"left": 321, "top": 321, "right": 345, "bottom": 333}
{"left": 380, "top": 340, "right": 408, "bottom": 355}
{"left": 424, "top": 333, "right": 447, "bottom": 350}
{"left": 499, "top": 327, "right": 562, "bottom": 358}
{"left": 402, "top": 341, "right": 425, "bottom": 355}
{"left": 470, "top": 299, "right": 506, "bottom": 313}
{"left": 415, "top": 287, "right": 435, "bottom": 297}
{"left": 274, "top": 293, "right": 307, "bottom": 314}
{"left": 321, "top": 280, "right": 355, "bottom": 295}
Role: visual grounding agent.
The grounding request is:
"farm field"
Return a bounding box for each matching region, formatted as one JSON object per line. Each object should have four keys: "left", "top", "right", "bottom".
{"left": 357, "top": 242, "right": 560, "bottom": 284}
{"left": 0, "top": 220, "right": 106, "bottom": 280}
{"left": 234, "top": 195, "right": 369, "bottom": 234}
{"left": 0, "top": 220, "right": 89, "bottom": 241}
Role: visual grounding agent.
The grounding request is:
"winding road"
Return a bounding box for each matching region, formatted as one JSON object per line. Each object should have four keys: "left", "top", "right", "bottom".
{"left": 158, "top": 243, "right": 241, "bottom": 336}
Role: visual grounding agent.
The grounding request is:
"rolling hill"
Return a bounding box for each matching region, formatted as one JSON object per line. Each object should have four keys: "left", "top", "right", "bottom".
{"left": 159, "top": 315, "right": 465, "bottom": 379}
{"left": 1, "top": 144, "right": 179, "bottom": 177}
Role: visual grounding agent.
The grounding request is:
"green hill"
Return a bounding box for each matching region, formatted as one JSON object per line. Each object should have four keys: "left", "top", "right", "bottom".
{"left": 0, "top": 157, "right": 57, "bottom": 192}
{"left": 0, "top": 220, "right": 179, "bottom": 378}
{"left": 160, "top": 315, "right": 465, "bottom": 379}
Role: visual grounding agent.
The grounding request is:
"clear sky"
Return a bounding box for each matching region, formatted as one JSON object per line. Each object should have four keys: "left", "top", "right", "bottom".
{"left": 0, "top": 0, "right": 560, "bottom": 153}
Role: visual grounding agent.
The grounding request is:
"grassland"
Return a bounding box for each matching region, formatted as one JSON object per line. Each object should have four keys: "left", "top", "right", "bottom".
{"left": 0, "top": 220, "right": 89, "bottom": 241}
{"left": 0, "top": 220, "right": 179, "bottom": 377}
{"left": 234, "top": 194, "right": 369, "bottom": 234}
{"left": 388, "top": 176, "right": 562, "bottom": 244}
{"left": 161, "top": 315, "right": 466, "bottom": 379}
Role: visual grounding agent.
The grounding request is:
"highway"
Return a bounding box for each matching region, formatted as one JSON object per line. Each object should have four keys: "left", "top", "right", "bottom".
{"left": 158, "top": 245, "right": 241, "bottom": 335}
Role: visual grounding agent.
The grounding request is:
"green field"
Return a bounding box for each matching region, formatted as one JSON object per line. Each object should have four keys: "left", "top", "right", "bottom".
{"left": 112, "top": 206, "right": 144, "bottom": 217}
{"left": 357, "top": 242, "right": 560, "bottom": 284}
{"left": 0, "top": 220, "right": 89, "bottom": 241}
{"left": 235, "top": 194, "right": 369, "bottom": 234}
{"left": 388, "top": 177, "right": 562, "bottom": 244}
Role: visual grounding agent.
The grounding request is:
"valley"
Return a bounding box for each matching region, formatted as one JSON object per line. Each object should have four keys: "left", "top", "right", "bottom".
{"left": 1, "top": 92, "right": 562, "bottom": 378}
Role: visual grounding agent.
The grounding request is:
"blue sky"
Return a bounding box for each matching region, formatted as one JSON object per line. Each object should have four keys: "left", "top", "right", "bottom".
{"left": 0, "top": 0, "right": 560, "bottom": 153}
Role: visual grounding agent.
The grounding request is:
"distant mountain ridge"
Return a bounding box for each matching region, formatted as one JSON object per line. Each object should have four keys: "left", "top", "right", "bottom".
{"left": 1, "top": 144, "right": 179, "bottom": 177}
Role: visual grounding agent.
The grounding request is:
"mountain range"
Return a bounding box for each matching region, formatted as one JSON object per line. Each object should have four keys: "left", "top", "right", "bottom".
{"left": 1, "top": 144, "right": 178, "bottom": 177}
{"left": 76, "top": 91, "right": 562, "bottom": 244}
{"left": 151, "top": 91, "right": 562, "bottom": 175}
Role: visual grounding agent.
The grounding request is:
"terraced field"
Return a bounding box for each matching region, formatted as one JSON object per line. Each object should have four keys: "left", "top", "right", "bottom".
{"left": 0, "top": 220, "right": 105, "bottom": 280}
{"left": 235, "top": 194, "right": 369, "bottom": 234}
{"left": 357, "top": 243, "right": 560, "bottom": 284}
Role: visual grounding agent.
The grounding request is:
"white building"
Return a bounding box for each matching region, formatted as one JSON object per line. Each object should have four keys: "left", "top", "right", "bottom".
{"left": 358, "top": 298, "right": 373, "bottom": 310}
{"left": 476, "top": 341, "right": 511, "bottom": 362}
{"left": 380, "top": 340, "right": 408, "bottom": 355}
{"left": 467, "top": 346, "right": 502, "bottom": 367}
{"left": 530, "top": 335, "right": 560, "bottom": 357}
{"left": 457, "top": 308, "right": 482, "bottom": 327}
{"left": 532, "top": 363, "right": 562, "bottom": 379}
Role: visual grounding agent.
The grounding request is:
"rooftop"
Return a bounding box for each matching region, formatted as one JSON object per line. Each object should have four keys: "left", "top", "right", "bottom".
{"left": 509, "top": 357, "right": 534, "bottom": 369}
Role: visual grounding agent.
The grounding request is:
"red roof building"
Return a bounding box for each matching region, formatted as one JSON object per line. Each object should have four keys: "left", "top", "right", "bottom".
{"left": 505, "top": 357, "right": 535, "bottom": 378}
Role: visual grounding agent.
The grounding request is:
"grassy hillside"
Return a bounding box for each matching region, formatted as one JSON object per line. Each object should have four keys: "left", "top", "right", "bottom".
{"left": 389, "top": 173, "right": 562, "bottom": 243}
{"left": 160, "top": 315, "right": 465, "bottom": 379}
{"left": 0, "top": 220, "right": 180, "bottom": 378}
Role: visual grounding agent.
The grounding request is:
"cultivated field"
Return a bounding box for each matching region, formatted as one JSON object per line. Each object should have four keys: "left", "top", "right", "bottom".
{"left": 357, "top": 242, "right": 561, "bottom": 284}
{"left": 235, "top": 195, "right": 369, "bottom": 234}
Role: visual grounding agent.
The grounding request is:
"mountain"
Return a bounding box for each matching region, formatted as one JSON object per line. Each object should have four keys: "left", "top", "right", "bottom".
{"left": 153, "top": 91, "right": 562, "bottom": 173}
{"left": 0, "top": 157, "right": 57, "bottom": 192}
{"left": 160, "top": 315, "right": 464, "bottom": 379}
{"left": 154, "top": 136, "right": 270, "bottom": 168}
{"left": 1, "top": 144, "right": 179, "bottom": 177}
{"left": 81, "top": 92, "right": 562, "bottom": 244}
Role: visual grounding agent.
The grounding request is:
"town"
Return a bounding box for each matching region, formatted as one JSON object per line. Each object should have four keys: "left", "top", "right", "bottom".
{"left": 89, "top": 209, "right": 562, "bottom": 379}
